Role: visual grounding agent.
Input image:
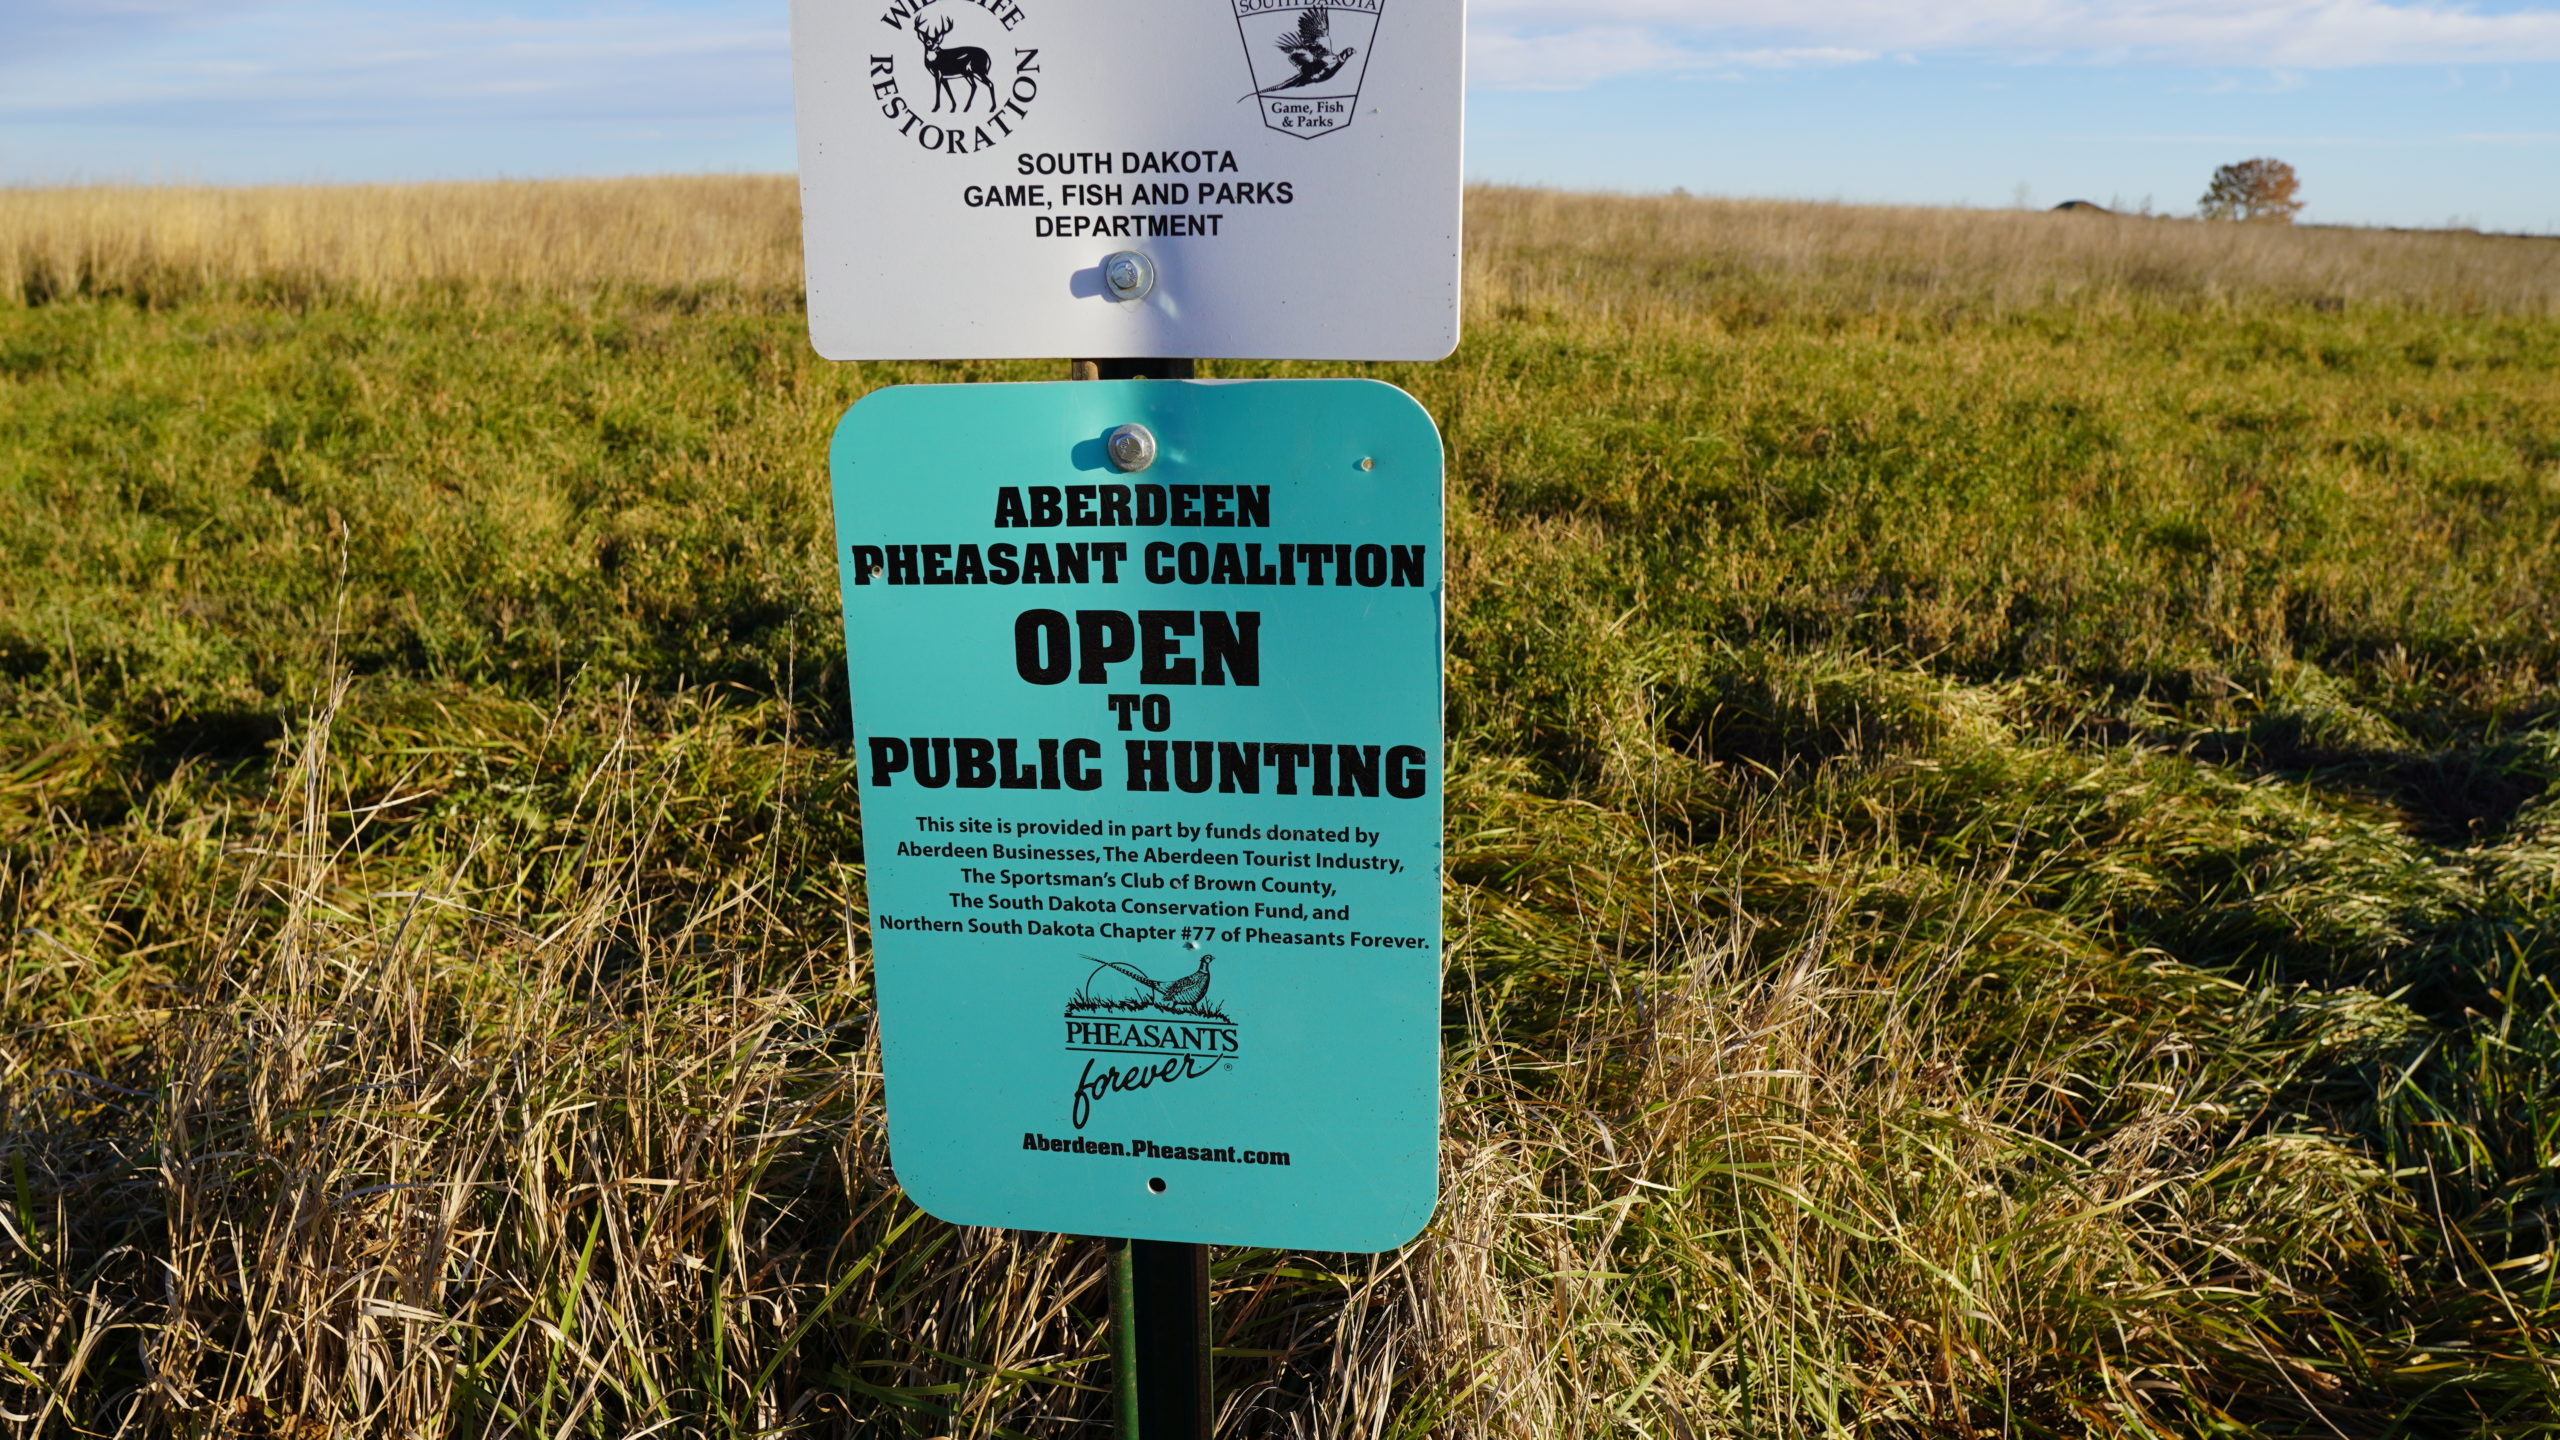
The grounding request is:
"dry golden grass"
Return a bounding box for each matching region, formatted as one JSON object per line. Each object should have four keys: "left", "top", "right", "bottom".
{"left": 0, "top": 176, "right": 807, "bottom": 304}
{"left": 6, "top": 176, "right": 2554, "bottom": 316}
{"left": 1465, "top": 187, "right": 2560, "bottom": 320}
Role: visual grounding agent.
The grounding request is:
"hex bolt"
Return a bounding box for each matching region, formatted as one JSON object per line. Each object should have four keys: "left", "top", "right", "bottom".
{"left": 1106, "top": 423, "right": 1158, "bottom": 473}
{"left": 1102, "top": 251, "right": 1155, "bottom": 301}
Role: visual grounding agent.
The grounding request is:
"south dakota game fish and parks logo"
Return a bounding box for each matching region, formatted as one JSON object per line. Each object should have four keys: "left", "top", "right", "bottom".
{"left": 1232, "top": 0, "right": 1381, "bottom": 138}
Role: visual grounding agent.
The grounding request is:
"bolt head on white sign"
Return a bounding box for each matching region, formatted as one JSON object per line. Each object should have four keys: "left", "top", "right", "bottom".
{"left": 789, "top": 0, "right": 1464, "bottom": 361}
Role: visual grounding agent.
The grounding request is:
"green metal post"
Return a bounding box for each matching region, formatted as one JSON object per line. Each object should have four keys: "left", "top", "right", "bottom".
{"left": 1111, "top": 1238, "right": 1142, "bottom": 1438}
{"left": 1131, "top": 1240, "right": 1213, "bottom": 1440}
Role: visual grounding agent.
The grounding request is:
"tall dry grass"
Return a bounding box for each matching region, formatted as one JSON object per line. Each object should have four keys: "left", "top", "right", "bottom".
{"left": 16, "top": 669, "right": 2450, "bottom": 1436}
{"left": 0, "top": 176, "right": 806, "bottom": 305}
{"left": 1464, "top": 188, "right": 2560, "bottom": 320}
{"left": 6, "top": 176, "right": 2554, "bottom": 315}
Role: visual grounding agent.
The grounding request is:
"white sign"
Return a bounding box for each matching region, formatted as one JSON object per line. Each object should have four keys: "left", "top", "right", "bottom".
{"left": 789, "top": 0, "right": 1464, "bottom": 361}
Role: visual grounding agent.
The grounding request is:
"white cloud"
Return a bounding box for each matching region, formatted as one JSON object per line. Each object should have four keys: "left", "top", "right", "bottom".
{"left": 1468, "top": 0, "right": 2560, "bottom": 88}
{"left": 2200, "top": 67, "right": 2312, "bottom": 91}
{"left": 1467, "top": 25, "right": 1878, "bottom": 88}
{"left": 0, "top": 2, "right": 790, "bottom": 126}
{"left": 0, "top": 0, "right": 277, "bottom": 66}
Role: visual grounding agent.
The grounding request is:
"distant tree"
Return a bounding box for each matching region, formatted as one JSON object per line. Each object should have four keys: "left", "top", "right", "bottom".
{"left": 2198, "top": 158, "right": 2303, "bottom": 223}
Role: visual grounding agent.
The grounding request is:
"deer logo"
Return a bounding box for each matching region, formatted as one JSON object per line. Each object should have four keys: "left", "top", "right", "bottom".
{"left": 857, "top": 0, "right": 1044, "bottom": 151}
{"left": 913, "top": 12, "right": 994, "bottom": 113}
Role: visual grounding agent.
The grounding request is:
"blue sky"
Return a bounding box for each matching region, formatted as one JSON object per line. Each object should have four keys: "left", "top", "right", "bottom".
{"left": 3, "top": 0, "right": 2556, "bottom": 231}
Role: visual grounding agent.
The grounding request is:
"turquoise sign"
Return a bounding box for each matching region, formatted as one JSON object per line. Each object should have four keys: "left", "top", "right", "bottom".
{"left": 831, "top": 379, "right": 1442, "bottom": 1252}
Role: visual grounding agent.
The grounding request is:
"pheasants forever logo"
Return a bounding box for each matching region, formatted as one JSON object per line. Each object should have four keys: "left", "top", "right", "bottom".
{"left": 1233, "top": 0, "right": 1381, "bottom": 138}
{"left": 1064, "top": 950, "right": 1238, "bottom": 1128}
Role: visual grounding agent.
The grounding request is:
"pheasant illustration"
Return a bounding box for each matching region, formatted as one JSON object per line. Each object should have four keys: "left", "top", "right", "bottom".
{"left": 1083, "top": 953, "right": 1215, "bottom": 1008}
{"left": 1243, "top": 6, "right": 1356, "bottom": 99}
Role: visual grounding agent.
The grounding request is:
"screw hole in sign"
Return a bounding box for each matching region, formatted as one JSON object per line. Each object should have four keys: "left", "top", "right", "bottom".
{"left": 1148, "top": 1177, "right": 1168, "bottom": 1194}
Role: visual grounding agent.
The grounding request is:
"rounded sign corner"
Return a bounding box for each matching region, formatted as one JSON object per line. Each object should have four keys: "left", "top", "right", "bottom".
{"left": 829, "top": 385, "right": 915, "bottom": 454}
{"left": 1341, "top": 1189, "right": 1440, "bottom": 1255}
{"left": 1335, "top": 378, "right": 1445, "bottom": 453}
{"left": 884, "top": 1159, "right": 997, "bottom": 1233}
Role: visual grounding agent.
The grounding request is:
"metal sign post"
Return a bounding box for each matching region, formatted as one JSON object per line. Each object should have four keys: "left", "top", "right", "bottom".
{"left": 1129, "top": 1238, "right": 1213, "bottom": 1438}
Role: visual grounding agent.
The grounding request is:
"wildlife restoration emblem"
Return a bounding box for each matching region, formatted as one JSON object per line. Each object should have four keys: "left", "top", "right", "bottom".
{"left": 1063, "top": 949, "right": 1238, "bottom": 1128}
{"left": 866, "top": 0, "right": 1044, "bottom": 154}
{"left": 1232, "top": 0, "right": 1381, "bottom": 138}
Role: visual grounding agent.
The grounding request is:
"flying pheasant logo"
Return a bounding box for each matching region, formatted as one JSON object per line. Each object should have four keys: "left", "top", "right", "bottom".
{"left": 1243, "top": 8, "right": 1355, "bottom": 100}
{"left": 1231, "top": 0, "right": 1381, "bottom": 138}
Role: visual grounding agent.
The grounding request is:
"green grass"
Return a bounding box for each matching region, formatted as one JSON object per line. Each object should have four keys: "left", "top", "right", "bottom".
{"left": 4, "top": 185, "right": 2560, "bottom": 1436}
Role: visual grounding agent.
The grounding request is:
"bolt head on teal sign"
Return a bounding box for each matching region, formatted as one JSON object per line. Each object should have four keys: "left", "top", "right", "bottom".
{"left": 831, "top": 379, "right": 1442, "bottom": 1252}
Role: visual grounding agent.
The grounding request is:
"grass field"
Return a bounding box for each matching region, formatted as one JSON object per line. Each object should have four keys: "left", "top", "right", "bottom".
{"left": 4, "top": 179, "right": 2560, "bottom": 1437}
